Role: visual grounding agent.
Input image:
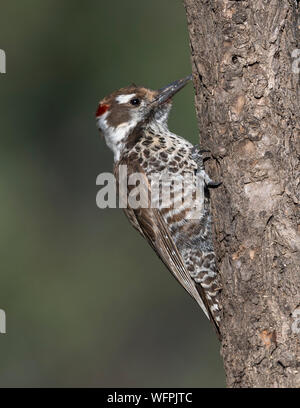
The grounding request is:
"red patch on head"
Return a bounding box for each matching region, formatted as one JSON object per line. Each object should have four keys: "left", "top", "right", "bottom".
{"left": 96, "top": 103, "right": 110, "bottom": 117}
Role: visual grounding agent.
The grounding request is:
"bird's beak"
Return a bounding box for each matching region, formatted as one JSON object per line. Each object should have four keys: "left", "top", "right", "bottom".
{"left": 150, "top": 74, "right": 192, "bottom": 108}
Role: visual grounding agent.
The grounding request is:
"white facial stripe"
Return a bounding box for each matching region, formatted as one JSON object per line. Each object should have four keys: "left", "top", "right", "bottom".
{"left": 96, "top": 110, "right": 109, "bottom": 133}
{"left": 116, "top": 93, "right": 136, "bottom": 104}
{"left": 96, "top": 111, "right": 137, "bottom": 162}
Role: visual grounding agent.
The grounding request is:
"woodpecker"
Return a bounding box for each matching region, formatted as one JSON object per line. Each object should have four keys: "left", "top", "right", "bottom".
{"left": 96, "top": 75, "right": 222, "bottom": 337}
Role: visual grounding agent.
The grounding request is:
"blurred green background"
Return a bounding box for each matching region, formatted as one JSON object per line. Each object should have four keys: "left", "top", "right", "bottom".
{"left": 0, "top": 0, "right": 225, "bottom": 387}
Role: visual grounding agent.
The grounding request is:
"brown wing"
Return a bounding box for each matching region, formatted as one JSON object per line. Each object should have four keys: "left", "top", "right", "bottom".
{"left": 134, "top": 203, "right": 221, "bottom": 338}
{"left": 123, "top": 207, "right": 145, "bottom": 237}
{"left": 134, "top": 205, "right": 210, "bottom": 314}
{"left": 115, "top": 159, "right": 217, "bottom": 323}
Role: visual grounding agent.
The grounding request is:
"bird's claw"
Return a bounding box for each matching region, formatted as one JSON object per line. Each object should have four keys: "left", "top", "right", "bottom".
{"left": 206, "top": 180, "right": 222, "bottom": 189}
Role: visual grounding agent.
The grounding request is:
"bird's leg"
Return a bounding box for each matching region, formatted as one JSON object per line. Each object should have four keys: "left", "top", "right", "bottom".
{"left": 205, "top": 178, "right": 222, "bottom": 189}
{"left": 191, "top": 145, "right": 222, "bottom": 189}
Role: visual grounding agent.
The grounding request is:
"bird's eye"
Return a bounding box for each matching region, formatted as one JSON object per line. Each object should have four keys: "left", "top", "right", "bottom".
{"left": 130, "top": 98, "right": 140, "bottom": 106}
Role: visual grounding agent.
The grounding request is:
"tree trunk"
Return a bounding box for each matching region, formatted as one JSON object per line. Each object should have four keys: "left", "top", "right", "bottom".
{"left": 184, "top": 0, "right": 300, "bottom": 388}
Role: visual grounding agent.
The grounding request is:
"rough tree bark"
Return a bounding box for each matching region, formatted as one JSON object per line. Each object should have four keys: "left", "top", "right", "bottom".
{"left": 184, "top": 0, "right": 300, "bottom": 388}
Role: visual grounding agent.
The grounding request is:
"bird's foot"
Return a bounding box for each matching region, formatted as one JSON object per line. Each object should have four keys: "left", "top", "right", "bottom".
{"left": 206, "top": 180, "right": 222, "bottom": 189}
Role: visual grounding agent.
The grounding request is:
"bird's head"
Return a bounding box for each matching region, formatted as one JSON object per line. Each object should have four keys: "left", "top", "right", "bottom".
{"left": 96, "top": 75, "right": 192, "bottom": 161}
